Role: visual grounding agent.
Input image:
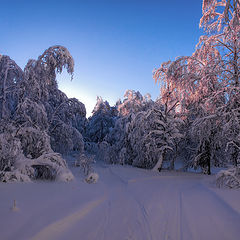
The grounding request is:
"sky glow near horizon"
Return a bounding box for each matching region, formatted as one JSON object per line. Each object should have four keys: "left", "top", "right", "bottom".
{"left": 0, "top": 0, "right": 203, "bottom": 117}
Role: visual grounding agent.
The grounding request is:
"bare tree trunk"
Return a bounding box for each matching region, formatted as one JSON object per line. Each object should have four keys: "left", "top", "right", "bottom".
{"left": 232, "top": 145, "right": 239, "bottom": 167}
{"left": 205, "top": 140, "right": 211, "bottom": 175}
{"left": 233, "top": 39, "right": 239, "bottom": 87}
{"left": 170, "top": 144, "right": 178, "bottom": 170}
{"left": 152, "top": 154, "right": 163, "bottom": 172}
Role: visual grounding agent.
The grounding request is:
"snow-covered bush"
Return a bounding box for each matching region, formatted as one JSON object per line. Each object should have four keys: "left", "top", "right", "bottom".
{"left": 74, "top": 153, "right": 98, "bottom": 183}
{"left": 0, "top": 170, "right": 32, "bottom": 183}
{"left": 216, "top": 167, "right": 240, "bottom": 189}
{"left": 85, "top": 172, "right": 99, "bottom": 184}
{"left": 32, "top": 152, "right": 74, "bottom": 181}
{"left": 75, "top": 153, "right": 94, "bottom": 176}
{"left": 0, "top": 123, "right": 74, "bottom": 182}
{"left": 0, "top": 150, "right": 74, "bottom": 183}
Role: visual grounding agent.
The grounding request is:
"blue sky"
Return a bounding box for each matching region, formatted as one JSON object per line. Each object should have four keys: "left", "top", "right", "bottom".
{"left": 0, "top": 0, "right": 203, "bottom": 116}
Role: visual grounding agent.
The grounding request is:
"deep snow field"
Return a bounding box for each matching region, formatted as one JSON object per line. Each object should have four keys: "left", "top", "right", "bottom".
{"left": 1, "top": 158, "right": 240, "bottom": 240}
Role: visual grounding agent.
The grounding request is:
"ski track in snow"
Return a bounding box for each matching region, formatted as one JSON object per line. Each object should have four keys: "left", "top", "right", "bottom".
{"left": 30, "top": 196, "right": 106, "bottom": 240}
{"left": 0, "top": 163, "right": 240, "bottom": 240}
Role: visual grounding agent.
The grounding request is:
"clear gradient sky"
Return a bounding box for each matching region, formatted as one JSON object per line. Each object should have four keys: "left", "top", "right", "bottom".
{"left": 0, "top": 0, "right": 203, "bottom": 116}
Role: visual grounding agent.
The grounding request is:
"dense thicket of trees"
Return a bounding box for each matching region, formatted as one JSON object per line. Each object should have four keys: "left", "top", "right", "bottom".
{"left": 152, "top": 0, "right": 240, "bottom": 180}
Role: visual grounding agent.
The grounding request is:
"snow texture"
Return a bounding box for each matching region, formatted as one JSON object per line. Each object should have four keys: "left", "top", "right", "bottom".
{"left": 0, "top": 163, "right": 240, "bottom": 240}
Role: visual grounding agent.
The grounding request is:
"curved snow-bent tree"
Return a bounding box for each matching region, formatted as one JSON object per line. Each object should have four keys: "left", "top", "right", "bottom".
{"left": 22, "top": 46, "right": 86, "bottom": 154}
{"left": 23, "top": 45, "right": 74, "bottom": 102}
{"left": 0, "top": 46, "right": 82, "bottom": 182}
{"left": 23, "top": 45, "right": 85, "bottom": 153}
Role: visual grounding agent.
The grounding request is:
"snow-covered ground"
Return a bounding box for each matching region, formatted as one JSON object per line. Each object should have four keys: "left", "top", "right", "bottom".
{"left": 1, "top": 161, "right": 240, "bottom": 240}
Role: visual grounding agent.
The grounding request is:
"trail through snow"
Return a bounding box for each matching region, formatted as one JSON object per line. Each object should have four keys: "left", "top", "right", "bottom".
{"left": 0, "top": 162, "right": 240, "bottom": 240}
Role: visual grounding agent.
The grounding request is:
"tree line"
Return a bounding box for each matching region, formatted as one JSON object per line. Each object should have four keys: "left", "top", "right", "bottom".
{"left": 0, "top": 0, "right": 239, "bottom": 187}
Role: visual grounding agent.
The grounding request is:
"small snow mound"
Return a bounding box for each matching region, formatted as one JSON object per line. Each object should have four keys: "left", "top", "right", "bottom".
{"left": 216, "top": 167, "right": 240, "bottom": 189}
{"left": 56, "top": 170, "right": 74, "bottom": 182}
{"left": 85, "top": 172, "right": 99, "bottom": 184}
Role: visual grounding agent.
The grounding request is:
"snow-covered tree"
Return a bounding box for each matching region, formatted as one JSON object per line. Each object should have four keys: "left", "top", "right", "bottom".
{"left": 22, "top": 46, "right": 74, "bottom": 103}
{"left": 21, "top": 46, "right": 86, "bottom": 155}
{"left": 126, "top": 104, "right": 182, "bottom": 170}
{"left": 200, "top": 0, "right": 240, "bottom": 33}
{"left": 48, "top": 97, "right": 86, "bottom": 154}
{"left": 153, "top": 0, "right": 240, "bottom": 174}
{"left": 0, "top": 56, "right": 23, "bottom": 120}
{"left": 94, "top": 91, "right": 154, "bottom": 166}
{"left": 49, "top": 121, "right": 84, "bottom": 154}
{"left": 102, "top": 116, "right": 129, "bottom": 164}
{"left": 85, "top": 96, "right": 117, "bottom": 143}
{"left": 0, "top": 122, "right": 22, "bottom": 172}
{"left": 14, "top": 98, "right": 49, "bottom": 130}
{"left": 117, "top": 90, "right": 153, "bottom": 116}
{"left": 0, "top": 45, "right": 83, "bottom": 182}
{"left": 75, "top": 153, "right": 94, "bottom": 176}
